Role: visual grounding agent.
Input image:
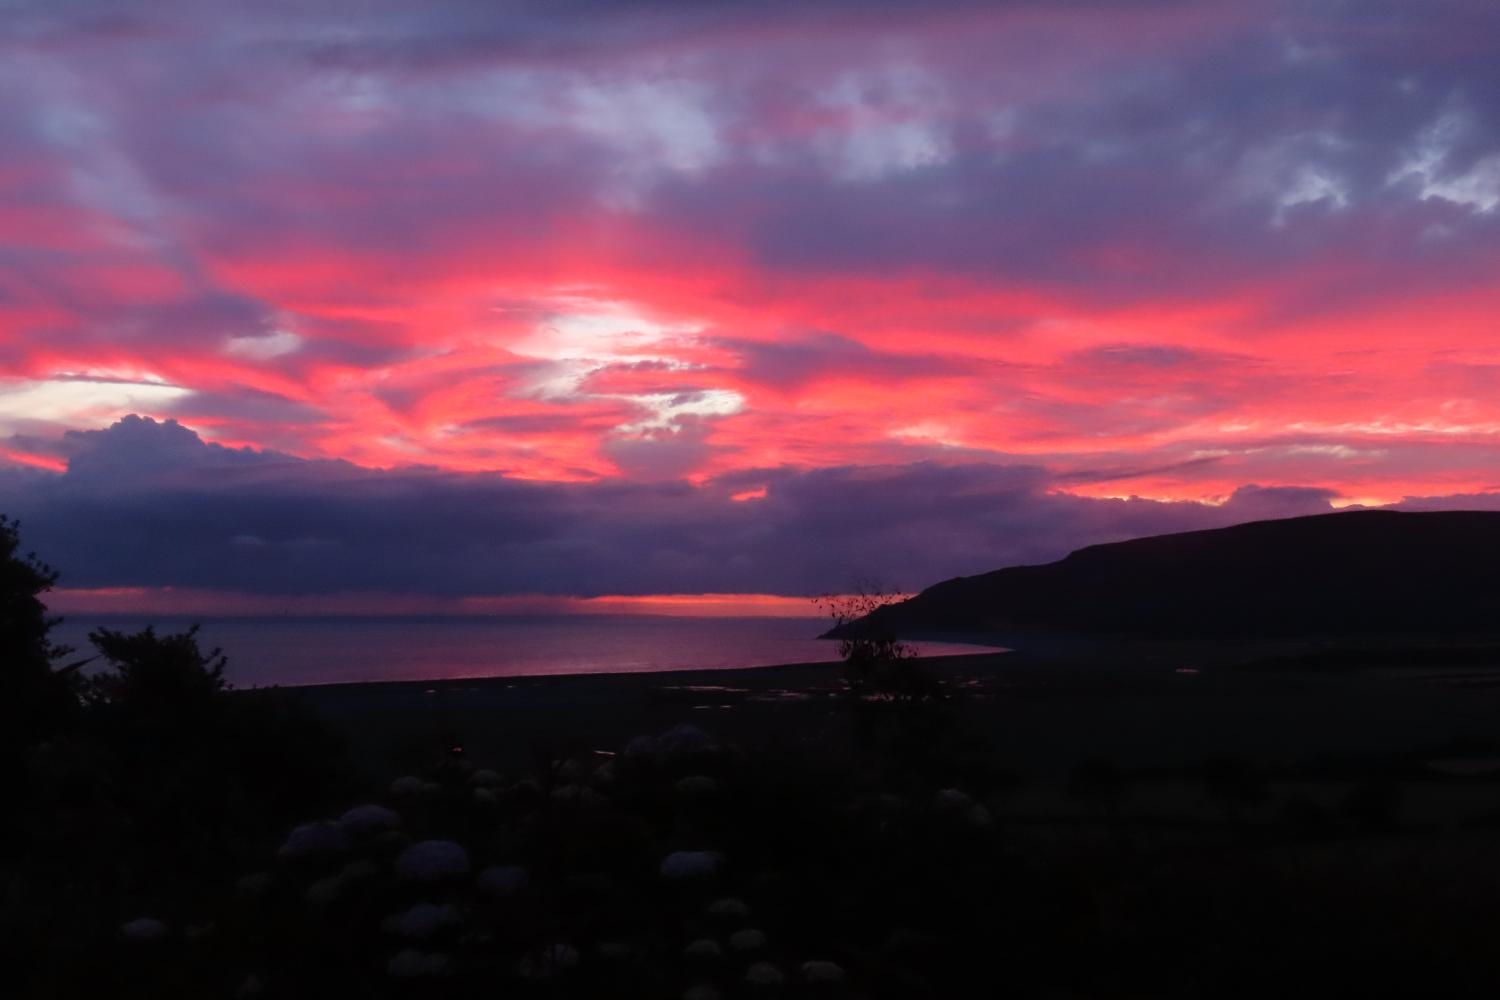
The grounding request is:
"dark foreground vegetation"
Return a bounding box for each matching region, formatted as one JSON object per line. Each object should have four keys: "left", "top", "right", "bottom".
{"left": 11, "top": 518, "right": 1500, "bottom": 998}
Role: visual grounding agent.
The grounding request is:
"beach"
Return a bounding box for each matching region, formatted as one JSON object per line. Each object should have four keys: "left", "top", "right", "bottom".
{"left": 285, "top": 638, "right": 1500, "bottom": 806}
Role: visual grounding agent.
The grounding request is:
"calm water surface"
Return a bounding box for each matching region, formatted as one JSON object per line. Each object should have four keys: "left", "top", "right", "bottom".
{"left": 54, "top": 614, "right": 998, "bottom": 687}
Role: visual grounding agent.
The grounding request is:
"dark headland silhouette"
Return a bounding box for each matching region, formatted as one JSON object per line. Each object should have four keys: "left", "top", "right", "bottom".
{"left": 837, "top": 509, "right": 1500, "bottom": 640}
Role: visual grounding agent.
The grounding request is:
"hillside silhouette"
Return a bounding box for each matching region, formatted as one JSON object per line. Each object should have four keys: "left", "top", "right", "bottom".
{"left": 837, "top": 510, "right": 1500, "bottom": 640}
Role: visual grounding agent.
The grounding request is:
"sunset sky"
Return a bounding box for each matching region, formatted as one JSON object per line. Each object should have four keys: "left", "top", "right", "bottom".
{"left": 3, "top": 0, "right": 1500, "bottom": 610}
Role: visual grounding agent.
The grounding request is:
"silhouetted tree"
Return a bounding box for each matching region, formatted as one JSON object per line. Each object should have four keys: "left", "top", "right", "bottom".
{"left": 51, "top": 625, "right": 347, "bottom": 942}
{"left": 816, "top": 580, "right": 936, "bottom": 700}
{"left": 85, "top": 624, "right": 229, "bottom": 713}
{"left": 0, "top": 515, "right": 79, "bottom": 759}
{"left": 816, "top": 581, "right": 950, "bottom": 785}
{"left": 0, "top": 533, "right": 352, "bottom": 999}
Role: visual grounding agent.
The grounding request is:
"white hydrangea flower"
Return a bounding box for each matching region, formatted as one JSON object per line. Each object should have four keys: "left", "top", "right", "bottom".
{"left": 801, "top": 959, "right": 847, "bottom": 983}
{"left": 119, "top": 917, "right": 167, "bottom": 943}
{"left": 660, "top": 850, "right": 724, "bottom": 879}
{"left": 389, "top": 776, "right": 425, "bottom": 797}
{"left": 707, "top": 896, "right": 751, "bottom": 920}
{"left": 339, "top": 804, "right": 400, "bottom": 836}
{"left": 933, "top": 787, "right": 974, "bottom": 810}
{"left": 476, "top": 864, "right": 529, "bottom": 896}
{"left": 744, "top": 961, "right": 784, "bottom": 987}
{"left": 387, "top": 949, "right": 449, "bottom": 979}
{"left": 934, "top": 787, "right": 993, "bottom": 827}
{"left": 304, "top": 876, "right": 343, "bottom": 906}
{"left": 518, "top": 943, "right": 581, "bottom": 980}
{"left": 730, "top": 928, "right": 767, "bottom": 952}
{"left": 676, "top": 775, "right": 720, "bottom": 796}
{"left": 234, "top": 873, "right": 270, "bottom": 899}
{"left": 395, "top": 840, "right": 470, "bottom": 884}
{"left": 395, "top": 902, "right": 461, "bottom": 940}
{"left": 626, "top": 724, "right": 716, "bottom": 763}
{"left": 277, "top": 821, "right": 349, "bottom": 861}
{"left": 550, "top": 784, "right": 607, "bottom": 807}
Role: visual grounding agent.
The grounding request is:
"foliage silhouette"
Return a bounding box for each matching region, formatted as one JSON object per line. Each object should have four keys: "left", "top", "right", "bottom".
{"left": 0, "top": 515, "right": 81, "bottom": 761}
{"left": 85, "top": 624, "right": 229, "bottom": 712}
{"left": 815, "top": 580, "right": 940, "bottom": 702}
{"left": 0, "top": 527, "right": 354, "bottom": 999}
{"left": 16, "top": 621, "right": 353, "bottom": 997}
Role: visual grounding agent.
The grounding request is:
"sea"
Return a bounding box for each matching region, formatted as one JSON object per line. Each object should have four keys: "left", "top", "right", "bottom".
{"left": 51, "top": 614, "right": 998, "bottom": 688}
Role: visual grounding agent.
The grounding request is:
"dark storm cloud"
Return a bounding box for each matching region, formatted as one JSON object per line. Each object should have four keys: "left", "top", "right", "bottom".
{"left": 627, "top": 1, "right": 1500, "bottom": 315}
{"left": 161, "top": 388, "right": 329, "bottom": 430}
{"left": 14, "top": 0, "right": 1500, "bottom": 319}
{"left": 0, "top": 415, "right": 1344, "bottom": 598}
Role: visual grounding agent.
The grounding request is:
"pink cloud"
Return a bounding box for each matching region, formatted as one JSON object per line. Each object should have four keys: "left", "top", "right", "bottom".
{"left": 3, "top": 0, "right": 1500, "bottom": 602}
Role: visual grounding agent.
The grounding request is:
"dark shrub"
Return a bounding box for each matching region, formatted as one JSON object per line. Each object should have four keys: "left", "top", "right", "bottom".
{"left": 0, "top": 515, "right": 80, "bottom": 759}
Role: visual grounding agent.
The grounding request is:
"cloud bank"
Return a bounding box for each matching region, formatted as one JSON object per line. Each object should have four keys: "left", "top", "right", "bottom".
{"left": 0, "top": 416, "right": 1351, "bottom": 599}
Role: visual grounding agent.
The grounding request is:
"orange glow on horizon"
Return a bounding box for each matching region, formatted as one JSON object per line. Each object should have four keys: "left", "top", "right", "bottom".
{"left": 46, "top": 588, "right": 826, "bottom": 618}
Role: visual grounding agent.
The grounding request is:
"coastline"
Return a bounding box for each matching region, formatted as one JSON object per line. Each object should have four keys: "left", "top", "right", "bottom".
{"left": 275, "top": 650, "right": 1013, "bottom": 778}
{"left": 273, "top": 639, "right": 1500, "bottom": 784}
{"left": 55, "top": 613, "right": 1005, "bottom": 689}
{"left": 270, "top": 647, "right": 1010, "bottom": 695}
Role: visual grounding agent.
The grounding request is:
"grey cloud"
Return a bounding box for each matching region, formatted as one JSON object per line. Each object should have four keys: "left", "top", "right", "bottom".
{"left": 1218, "top": 483, "right": 1339, "bottom": 519}
{"left": 1393, "top": 492, "right": 1500, "bottom": 513}
{"left": 0, "top": 415, "right": 1370, "bottom": 599}
{"left": 714, "top": 334, "right": 974, "bottom": 391}
{"left": 601, "top": 421, "right": 714, "bottom": 481}
{"left": 163, "top": 388, "right": 329, "bottom": 429}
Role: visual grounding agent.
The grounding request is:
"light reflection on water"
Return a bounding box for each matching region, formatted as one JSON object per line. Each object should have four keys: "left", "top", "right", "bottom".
{"left": 52, "top": 614, "right": 1001, "bottom": 688}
